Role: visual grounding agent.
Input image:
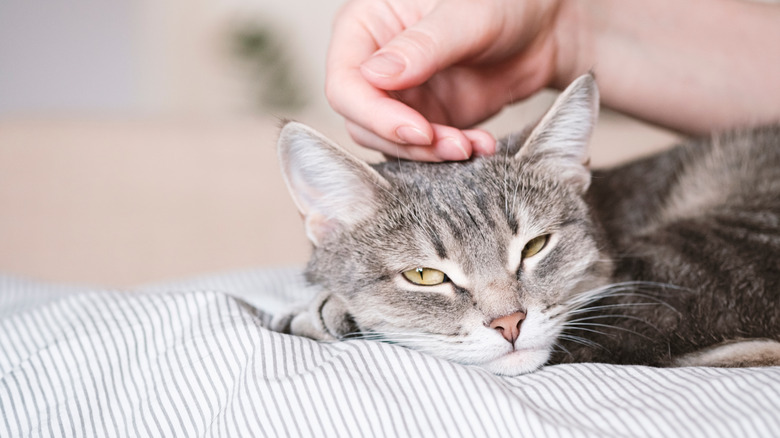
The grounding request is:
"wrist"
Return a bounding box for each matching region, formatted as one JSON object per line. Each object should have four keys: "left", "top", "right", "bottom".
{"left": 550, "top": 0, "right": 596, "bottom": 90}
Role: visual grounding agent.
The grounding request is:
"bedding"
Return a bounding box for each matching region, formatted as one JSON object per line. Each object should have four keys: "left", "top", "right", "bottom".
{"left": 1, "top": 267, "right": 778, "bottom": 437}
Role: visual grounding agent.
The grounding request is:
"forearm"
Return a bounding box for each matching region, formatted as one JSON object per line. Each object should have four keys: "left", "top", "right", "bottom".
{"left": 555, "top": 0, "right": 780, "bottom": 134}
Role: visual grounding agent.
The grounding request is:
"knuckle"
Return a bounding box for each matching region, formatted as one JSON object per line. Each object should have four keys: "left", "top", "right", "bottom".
{"left": 398, "top": 27, "right": 440, "bottom": 63}
{"left": 324, "top": 82, "right": 346, "bottom": 114}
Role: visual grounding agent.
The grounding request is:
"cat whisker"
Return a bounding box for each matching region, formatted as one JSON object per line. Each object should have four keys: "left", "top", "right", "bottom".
{"left": 344, "top": 331, "right": 455, "bottom": 346}
{"left": 563, "top": 321, "right": 656, "bottom": 340}
{"left": 563, "top": 283, "right": 638, "bottom": 306}
{"left": 551, "top": 341, "right": 573, "bottom": 358}
{"left": 566, "top": 302, "right": 661, "bottom": 315}
{"left": 368, "top": 338, "right": 430, "bottom": 344}
{"left": 566, "top": 313, "right": 656, "bottom": 325}
{"left": 590, "top": 292, "right": 681, "bottom": 315}
{"left": 347, "top": 337, "right": 433, "bottom": 347}
{"left": 562, "top": 281, "right": 686, "bottom": 315}
{"left": 560, "top": 325, "right": 611, "bottom": 337}
{"left": 556, "top": 334, "right": 609, "bottom": 352}
{"left": 345, "top": 329, "right": 439, "bottom": 336}
{"left": 552, "top": 281, "right": 660, "bottom": 308}
{"left": 565, "top": 315, "right": 664, "bottom": 337}
{"left": 621, "top": 281, "right": 692, "bottom": 293}
{"left": 578, "top": 279, "right": 688, "bottom": 294}
{"left": 546, "top": 285, "right": 650, "bottom": 318}
{"left": 571, "top": 287, "right": 651, "bottom": 304}
{"left": 344, "top": 331, "right": 431, "bottom": 339}
{"left": 592, "top": 258, "right": 617, "bottom": 264}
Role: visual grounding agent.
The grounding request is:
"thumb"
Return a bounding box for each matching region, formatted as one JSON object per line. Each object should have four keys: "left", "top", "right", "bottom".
{"left": 360, "top": 2, "right": 493, "bottom": 90}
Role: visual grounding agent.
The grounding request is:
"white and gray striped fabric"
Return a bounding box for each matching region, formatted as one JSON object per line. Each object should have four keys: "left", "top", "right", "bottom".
{"left": 1, "top": 267, "right": 779, "bottom": 437}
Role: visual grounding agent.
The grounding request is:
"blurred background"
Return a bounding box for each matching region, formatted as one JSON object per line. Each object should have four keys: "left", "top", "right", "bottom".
{"left": 0, "top": 0, "right": 676, "bottom": 287}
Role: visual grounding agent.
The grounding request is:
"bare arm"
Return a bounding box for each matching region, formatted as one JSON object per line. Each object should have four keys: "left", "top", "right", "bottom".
{"left": 325, "top": 0, "right": 780, "bottom": 161}
{"left": 558, "top": 0, "right": 780, "bottom": 135}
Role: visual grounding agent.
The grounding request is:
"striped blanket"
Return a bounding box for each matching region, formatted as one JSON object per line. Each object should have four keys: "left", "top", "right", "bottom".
{"left": 1, "top": 268, "right": 778, "bottom": 437}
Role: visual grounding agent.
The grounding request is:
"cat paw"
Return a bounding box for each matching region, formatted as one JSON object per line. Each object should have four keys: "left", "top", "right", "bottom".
{"left": 270, "top": 292, "right": 356, "bottom": 341}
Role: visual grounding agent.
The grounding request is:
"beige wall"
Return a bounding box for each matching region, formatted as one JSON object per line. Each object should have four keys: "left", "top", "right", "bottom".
{"left": 132, "top": 0, "right": 347, "bottom": 118}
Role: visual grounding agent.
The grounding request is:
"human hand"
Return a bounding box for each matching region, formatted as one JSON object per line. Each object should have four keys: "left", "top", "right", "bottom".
{"left": 325, "top": 0, "right": 568, "bottom": 161}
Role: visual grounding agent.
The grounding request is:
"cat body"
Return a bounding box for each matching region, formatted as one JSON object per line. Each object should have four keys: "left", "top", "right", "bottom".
{"left": 561, "top": 125, "right": 780, "bottom": 366}
{"left": 276, "top": 74, "right": 780, "bottom": 375}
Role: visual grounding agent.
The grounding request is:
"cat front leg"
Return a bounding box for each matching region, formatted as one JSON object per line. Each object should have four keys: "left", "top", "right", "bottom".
{"left": 271, "top": 291, "right": 356, "bottom": 341}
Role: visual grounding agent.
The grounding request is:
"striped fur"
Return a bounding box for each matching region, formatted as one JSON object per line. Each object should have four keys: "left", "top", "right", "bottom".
{"left": 278, "top": 74, "right": 779, "bottom": 375}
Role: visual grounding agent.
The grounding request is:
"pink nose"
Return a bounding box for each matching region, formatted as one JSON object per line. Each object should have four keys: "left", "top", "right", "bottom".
{"left": 489, "top": 311, "right": 526, "bottom": 344}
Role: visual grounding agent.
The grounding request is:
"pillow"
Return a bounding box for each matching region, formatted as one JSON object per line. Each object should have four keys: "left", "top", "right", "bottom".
{"left": 1, "top": 268, "right": 778, "bottom": 437}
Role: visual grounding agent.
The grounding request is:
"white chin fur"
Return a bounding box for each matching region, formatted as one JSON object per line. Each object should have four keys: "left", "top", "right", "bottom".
{"left": 478, "top": 349, "right": 550, "bottom": 376}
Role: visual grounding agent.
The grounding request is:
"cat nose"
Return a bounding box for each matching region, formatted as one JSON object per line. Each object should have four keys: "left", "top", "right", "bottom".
{"left": 489, "top": 311, "right": 526, "bottom": 344}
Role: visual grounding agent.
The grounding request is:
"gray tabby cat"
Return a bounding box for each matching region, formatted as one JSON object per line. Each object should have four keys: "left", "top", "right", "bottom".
{"left": 275, "top": 74, "right": 780, "bottom": 376}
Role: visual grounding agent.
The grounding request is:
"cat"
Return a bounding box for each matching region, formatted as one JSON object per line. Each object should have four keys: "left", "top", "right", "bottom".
{"left": 273, "top": 74, "right": 780, "bottom": 376}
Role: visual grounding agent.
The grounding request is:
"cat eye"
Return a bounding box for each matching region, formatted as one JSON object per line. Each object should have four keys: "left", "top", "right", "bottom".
{"left": 522, "top": 234, "right": 549, "bottom": 259}
{"left": 402, "top": 267, "right": 448, "bottom": 286}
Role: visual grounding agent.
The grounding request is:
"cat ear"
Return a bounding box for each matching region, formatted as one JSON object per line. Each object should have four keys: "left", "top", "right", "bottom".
{"left": 278, "top": 122, "right": 391, "bottom": 246}
{"left": 516, "top": 73, "right": 599, "bottom": 193}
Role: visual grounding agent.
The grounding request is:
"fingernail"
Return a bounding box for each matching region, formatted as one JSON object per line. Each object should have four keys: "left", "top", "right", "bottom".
{"left": 440, "top": 137, "right": 469, "bottom": 161}
{"left": 472, "top": 138, "right": 495, "bottom": 156}
{"left": 396, "top": 126, "right": 432, "bottom": 145}
{"left": 362, "top": 52, "right": 406, "bottom": 78}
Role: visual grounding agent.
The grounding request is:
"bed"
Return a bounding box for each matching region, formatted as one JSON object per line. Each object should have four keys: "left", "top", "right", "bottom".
{"left": 1, "top": 267, "right": 778, "bottom": 437}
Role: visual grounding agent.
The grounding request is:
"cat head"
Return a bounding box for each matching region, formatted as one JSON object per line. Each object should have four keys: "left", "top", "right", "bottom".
{"left": 277, "top": 74, "right": 612, "bottom": 375}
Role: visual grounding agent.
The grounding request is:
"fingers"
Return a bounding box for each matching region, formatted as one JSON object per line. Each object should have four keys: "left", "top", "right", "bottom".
{"left": 359, "top": 1, "right": 497, "bottom": 91}
{"left": 327, "top": 1, "right": 435, "bottom": 147}
{"left": 326, "top": 0, "right": 502, "bottom": 160}
{"left": 462, "top": 129, "right": 496, "bottom": 157}
{"left": 326, "top": 68, "right": 434, "bottom": 145}
{"left": 347, "top": 121, "right": 496, "bottom": 162}
{"left": 346, "top": 122, "right": 465, "bottom": 161}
